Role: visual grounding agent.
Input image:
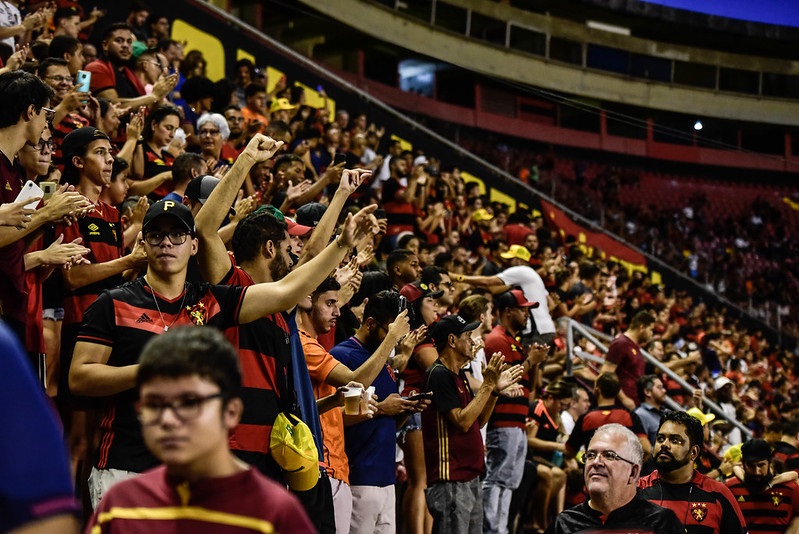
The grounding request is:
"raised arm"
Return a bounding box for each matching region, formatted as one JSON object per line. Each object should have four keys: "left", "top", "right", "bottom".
{"left": 238, "top": 205, "right": 377, "bottom": 323}
{"left": 194, "top": 134, "right": 283, "bottom": 284}
{"left": 297, "top": 168, "right": 371, "bottom": 266}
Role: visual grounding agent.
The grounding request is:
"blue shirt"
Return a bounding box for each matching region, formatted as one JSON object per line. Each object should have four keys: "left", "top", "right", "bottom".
{"left": 331, "top": 336, "right": 397, "bottom": 487}
{"left": 0, "top": 321, "right": 79, "bottom": 529}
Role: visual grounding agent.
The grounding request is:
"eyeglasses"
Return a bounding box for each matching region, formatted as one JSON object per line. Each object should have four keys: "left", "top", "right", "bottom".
{"left": 144, "top": 230, "right": 191, "bottom": 246}
{"left": 583, "top": 450, "right": 636, "bottom": 466}
{"left": 141, "top": 59, "right": 164, "bottom": 69}
{"left": 226, "top": 116, "right": 244, "bottom": 123}
{"left": 137, "top": 393, "right": 224, "bottom": 425}
{"left": 41, "top": 107, "right": 55, "bottom": 122}
{"left": 198, "top": 129, "right": 220, "bottom": 137}
{"left": 442, "top": 282, "right": 455, "bottom": 289}
{"left": 45, "top": 75, "right": 73, "bottom": 84}
{"left": 32, "top": 138, "right": 55, "bottom": 152}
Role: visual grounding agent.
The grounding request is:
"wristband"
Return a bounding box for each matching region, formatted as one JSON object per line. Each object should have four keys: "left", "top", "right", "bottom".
{"left": 456, "top": 274, "right": 464, "bottom": 282}
{"left": 491, "top": 390, "right": 500, "bottom": 397}
{"left": 335, "top": 236, "right": 347, "bottom": 249}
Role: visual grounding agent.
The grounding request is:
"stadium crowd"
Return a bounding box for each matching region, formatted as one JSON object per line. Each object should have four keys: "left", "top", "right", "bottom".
{"left": 4, "top": 2, "right": 799, "bottom": 534}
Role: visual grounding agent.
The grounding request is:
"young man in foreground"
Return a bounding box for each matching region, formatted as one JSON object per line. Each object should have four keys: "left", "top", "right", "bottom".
{"left": 87, "top": 327, "right": 314, "bottom": 533}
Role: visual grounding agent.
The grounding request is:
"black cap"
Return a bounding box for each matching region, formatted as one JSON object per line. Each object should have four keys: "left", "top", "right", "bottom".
{"left": 184, "top": 175, "right": 219, "bottom": 204}
{"left": 741, "top": 438, "right": 773, "bottom": 463}
{"left": 61, "top": 127, "right": 110, "bottom": 161}
{"left": 296, "top": 202, "right": 327, "bottom": 228}
{"left": 429, "top": 315, "right": 480, "bottom": 351}
{"left": 142, "top": 199, "right": 195, "bottom": 234}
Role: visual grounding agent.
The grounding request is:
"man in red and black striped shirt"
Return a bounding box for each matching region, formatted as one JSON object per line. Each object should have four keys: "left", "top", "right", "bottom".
{"left": 565, "top": 372, "right": 651, "bottom": 462}
{"left": 638, "top": 410, "right": 746, "bottom": 534}
{"left": 483, "top": 289, "right": 547, "bottom": 534}
{"left": 727, "top": 438, "right": 799, "bottom": 534}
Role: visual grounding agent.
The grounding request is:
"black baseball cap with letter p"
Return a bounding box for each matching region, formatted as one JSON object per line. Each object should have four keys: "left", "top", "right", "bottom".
{"left": 142, "top": 199, "right": 196, "bottom": 234}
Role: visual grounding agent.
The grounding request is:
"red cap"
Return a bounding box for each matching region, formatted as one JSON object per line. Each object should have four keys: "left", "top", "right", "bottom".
{"left": 286, "top": 218, "right": 312, "bottom": 236}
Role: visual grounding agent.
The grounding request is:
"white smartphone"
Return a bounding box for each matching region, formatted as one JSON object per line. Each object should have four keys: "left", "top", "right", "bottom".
{"left": 76, "top": 70, "right": 91, "bottom": 93}
{"left": 15, "top": 180, "right": 43, "bottom": 210}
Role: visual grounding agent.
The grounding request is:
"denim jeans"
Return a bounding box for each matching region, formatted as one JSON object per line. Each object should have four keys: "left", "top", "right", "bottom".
{"left": 426, "top": 478, "right": 482, "bottom": 534}
{"left": 483, "top": 426, "right": 527, "bottom": 534}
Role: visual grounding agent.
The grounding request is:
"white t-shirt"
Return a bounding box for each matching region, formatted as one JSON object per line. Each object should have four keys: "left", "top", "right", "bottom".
{"left": 561, "top": 410, "right": 576, "bottom": 436}
{"left": 497, "top": 265, "right": 556, "bottom": 335}
{"left": 0, "top": 1, "right": 21, "bottom": 51}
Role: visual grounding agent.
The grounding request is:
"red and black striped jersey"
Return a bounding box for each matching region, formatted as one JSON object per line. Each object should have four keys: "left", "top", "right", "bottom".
{"left": 485, "top": 324, "right": 530, "bottom": 429}
{"left": 59, "top": 200, "right": 123, "bottom": 325}
{"left": 726, "top": 476, "right": 799, "bottom": 534}
{"left": 566, "top": 404, "right": 647, "bottom": 456}
{"left": 142, "top": 143, "right": 174, "bottom": 199}
{"left": 77, "top": 279, "right": 245, "bottom": 473}
{"left": 221, "top": 264, "right": 295, "bottom": 474}
{"left": 638, "top": 469, "right": 747, "bottom": 534}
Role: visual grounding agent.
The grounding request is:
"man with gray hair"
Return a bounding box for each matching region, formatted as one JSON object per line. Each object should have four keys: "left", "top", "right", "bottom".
{"left": 547, "top": 423, "right": 683, "bottom": 533}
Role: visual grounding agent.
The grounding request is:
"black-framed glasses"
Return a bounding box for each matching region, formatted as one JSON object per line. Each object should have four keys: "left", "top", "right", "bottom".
{"left": 144, "top": 230, "right": 191, "bottom": 246}
{"left": 32, "top": 138, "right": 55, "bottom": 152}
{"left": 583, "top": 449, "right": 636, "bottom": 466}
{"left": 137, "top": 393, "right": 224, "bottom": 425}
{"left": 41, "top": 107, "right": 55, "bottom": 122}
{"left": 45, "top": 75, "right": 73, "bottom": 84}
{"left": 198, "top": 129, "right": 220, "bottom": 137}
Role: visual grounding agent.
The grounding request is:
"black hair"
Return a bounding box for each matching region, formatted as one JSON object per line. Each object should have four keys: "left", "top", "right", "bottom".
{"left": 244, "top": 82, "right": 266, "bottom": 98}
{"left": 0, "top": 71, "right": 54, "bottom": 129}
{"left": 36, "top": 58, "right": 69, "bottom": 78}
{"left": 578, "top": 261, "right": 600, "bottom": 281}
{"left": 111, "top": 156, "right": 129, "bottom": 182}
{"left": 595, "top": 372, "right": 621, "bottom": 399}
{"left": 142, "top": 104, "right": 181, "bottom": 141}
{"left": 137, "top": 327, "right": 242, "bottom": 398}
{"left": 49, "top": 35, "right": 82, "bottom": 58}
{"left": 420, "top": 265, "right": 446, "bottom": 286}
{"left": 273, "top": 154, "right": 303, "bottom": 173}
{"left": 636, "top": 374, "right": 660, "bottom": 404}
{"left": 171, "top": 152, "right": 204, "bottom": 185}
{"left": 264, "top": 120, "right": 290, "bottom": 141}
{"left": 630, "top": 310, "right": 656, "bottom": 330}
{"left": 101, "top": 22, "right": 135, "bottom": 43}
{"left": 311, "top": 277, "right": 341, "bottom": 303}
{"left": 362, "top": 290, "right": 402, "bottom": 326}
{"left": 386, "top": 249, "right": 415, "bottom": 275}
{"left": 659, "top": 411, "right": 704, "bottom": 449}
{"left": 397, "top": 233, "right": 419, "bottom": 250}
{"left": 231, "top": 209, "right": 287, "bottom": 263}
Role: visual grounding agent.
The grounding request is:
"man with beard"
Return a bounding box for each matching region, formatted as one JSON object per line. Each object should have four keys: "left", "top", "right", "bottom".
{"left": 386, "top": 248, "right": 422, "bottom": 290}
{"left": 547, "top": 424, "right": 683, "bottom": 533}
{"left": 600, "top": 310, "right": 656, "bottom": 411}
{"left": 86, "top": 23, "right": 176, "bottom": 107}
{"left": 194, "top": 135, "right": 377, "bottom": 532}
{"left": 483, "top": 289, "right": 548, "bottom": 534}
{"left": 299, "top": 278, "right": 412, "bottom": 534}
{"left": 332, "top": 290, "right": 427, "bottom": 534}
{"left": 638, "top": 411, "right": 746, "bottom": 534}
{"left": 726, "top": 438, "right": 799, "bottom": 533}
{"left": 421, "top": 266, "right": 456, "bottom": 316}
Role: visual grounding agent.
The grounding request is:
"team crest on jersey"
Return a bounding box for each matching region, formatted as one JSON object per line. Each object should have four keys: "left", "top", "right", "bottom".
{"left": 690, "top": 502, "right": 708, "bottom": 522}
{"left": 772, "top": 492, "right": 783, "bottom": 507}
{"left": 187, "top": 302, "right": 206, "bottom": 325}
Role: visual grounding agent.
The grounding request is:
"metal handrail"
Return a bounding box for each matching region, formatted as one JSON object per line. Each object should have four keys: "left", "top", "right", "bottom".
{"left": 566, "top": 318, "right": 753, "bottom": 439}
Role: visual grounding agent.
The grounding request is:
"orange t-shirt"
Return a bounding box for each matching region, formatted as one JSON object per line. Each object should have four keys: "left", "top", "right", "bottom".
{"left": 300, "top": 329, "right": 350, "bottom": 484}
{"left": 241, "top": 107, "right": 268, "bottom": 134}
